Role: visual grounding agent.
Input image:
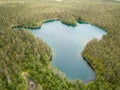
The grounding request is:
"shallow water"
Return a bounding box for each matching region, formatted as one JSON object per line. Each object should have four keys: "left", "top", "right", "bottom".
{"left": 30, "top": 21, "right": 107, "bottom": 82}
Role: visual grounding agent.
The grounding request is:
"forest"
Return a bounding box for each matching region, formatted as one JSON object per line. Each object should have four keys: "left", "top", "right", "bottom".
{"left": 0, "top": 0, "right": 120, "bottom": 90}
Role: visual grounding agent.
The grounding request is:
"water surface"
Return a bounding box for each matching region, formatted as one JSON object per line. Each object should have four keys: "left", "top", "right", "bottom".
{"left": 30, "top": 21, "right": 107, "bottom": 83}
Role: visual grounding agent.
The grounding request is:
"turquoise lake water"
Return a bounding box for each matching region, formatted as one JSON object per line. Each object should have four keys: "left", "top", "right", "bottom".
{"left": 30, "top": 21, "right": 107, "bottom": 83}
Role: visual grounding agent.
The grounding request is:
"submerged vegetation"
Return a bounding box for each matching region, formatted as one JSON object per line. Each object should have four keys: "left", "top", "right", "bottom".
{"left": 0, "top": 0, "right": 120, "bottom": 90}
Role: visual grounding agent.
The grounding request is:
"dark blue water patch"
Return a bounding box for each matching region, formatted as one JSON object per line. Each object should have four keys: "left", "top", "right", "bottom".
{"left": 12, "top": 25, "right": 40, "bottom": 30}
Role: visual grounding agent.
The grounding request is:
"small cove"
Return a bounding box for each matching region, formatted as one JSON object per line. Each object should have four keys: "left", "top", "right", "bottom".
{"left": 29, "top": 20, "right": 107, "bottom": 83}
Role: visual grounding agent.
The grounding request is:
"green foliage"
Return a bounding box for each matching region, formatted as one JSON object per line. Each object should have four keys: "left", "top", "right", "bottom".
{"left": 0, "top": 0, "right": 120, "bottom": 90}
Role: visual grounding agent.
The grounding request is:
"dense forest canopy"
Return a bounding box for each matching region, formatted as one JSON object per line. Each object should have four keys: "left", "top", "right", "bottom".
{"left": 0, "top": 0, "right": 120, "bottom": 90}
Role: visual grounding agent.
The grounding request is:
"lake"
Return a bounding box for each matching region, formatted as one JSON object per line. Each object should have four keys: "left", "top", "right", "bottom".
{"left": 29, "top": 20, "right": 107, "bottom": 83}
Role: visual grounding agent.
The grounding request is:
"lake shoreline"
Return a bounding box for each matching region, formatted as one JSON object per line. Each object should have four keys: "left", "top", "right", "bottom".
{"left": 12, "top": 18, "right": 84, "bottom": 30}
{"left": 14, "top": 19, "right": 107, "bottom": 84}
